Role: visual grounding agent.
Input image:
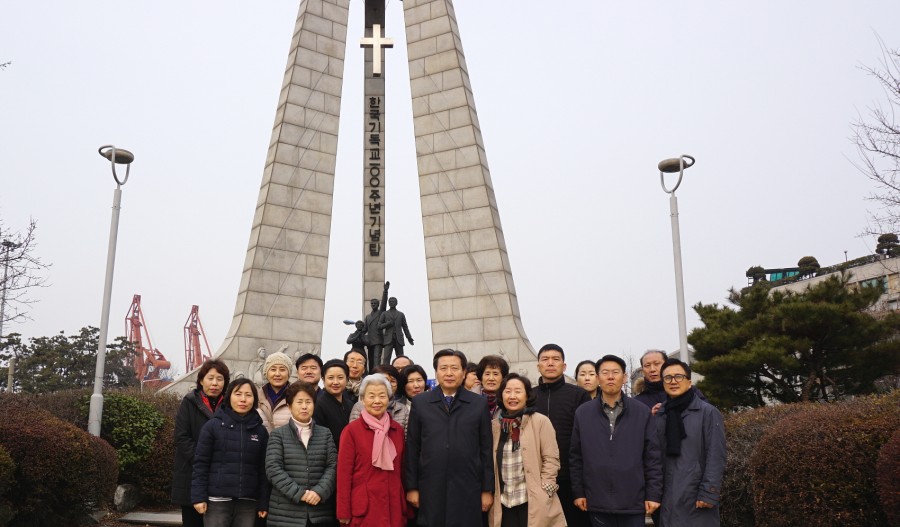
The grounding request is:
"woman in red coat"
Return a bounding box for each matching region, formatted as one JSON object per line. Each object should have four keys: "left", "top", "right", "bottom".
{"left": 337, "top": 373, "right": 407, "bottom": 527}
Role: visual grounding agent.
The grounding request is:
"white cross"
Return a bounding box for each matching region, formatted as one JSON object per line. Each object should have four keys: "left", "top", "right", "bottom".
{"left": 360, "top": 24, "right": 394, "bottom": 77}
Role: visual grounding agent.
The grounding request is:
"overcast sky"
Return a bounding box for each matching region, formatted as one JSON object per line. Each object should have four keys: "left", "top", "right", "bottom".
{"left": 2, "top": 1, "right": 898, "bottom": 378}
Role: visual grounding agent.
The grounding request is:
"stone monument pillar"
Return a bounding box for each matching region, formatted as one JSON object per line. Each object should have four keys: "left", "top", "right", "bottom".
{"left": 360, "top": 0, "right": 391, "bottom": 312}
{"left": 169, "top": 0, "right": 351, "bottom": 389}
{"left": 404, "top": 0, "right": 538, "bottom": 378}
{"left": 166, "top": 0, "right": 539, "bottom": 392}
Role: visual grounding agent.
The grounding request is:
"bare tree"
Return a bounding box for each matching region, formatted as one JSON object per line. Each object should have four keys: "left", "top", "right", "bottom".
{"left": 1, "top": 219, "right": 51, "bottom": 335}
{"left": 0, "top": 61, "right": 10, "bottom": 70}
{"left": 853, "top": 37, "right": 900, "bottom": 235}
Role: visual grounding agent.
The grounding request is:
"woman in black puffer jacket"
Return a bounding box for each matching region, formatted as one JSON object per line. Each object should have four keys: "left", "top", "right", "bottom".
{"left": 192, "top": 378, "right": 271, "bottom": 527}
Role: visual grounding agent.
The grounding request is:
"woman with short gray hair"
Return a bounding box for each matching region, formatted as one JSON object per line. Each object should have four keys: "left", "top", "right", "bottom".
{"left": 348, "top": 365, "right": 409, "bottom": 433}
{"left": 336, "top": 374, "right": 407, "bottom": 526}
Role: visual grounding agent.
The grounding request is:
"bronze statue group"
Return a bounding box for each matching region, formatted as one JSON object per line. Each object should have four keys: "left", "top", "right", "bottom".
{"left": 171, "top": 286, "right": 725, "bottom": 527}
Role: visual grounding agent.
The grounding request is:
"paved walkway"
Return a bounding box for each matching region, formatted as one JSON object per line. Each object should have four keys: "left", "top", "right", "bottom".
{"left": 119, "top": 511, "right": 182, "bottom": 526}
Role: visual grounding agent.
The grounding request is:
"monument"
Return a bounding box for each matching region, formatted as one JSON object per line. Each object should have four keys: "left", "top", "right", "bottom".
{"left": 168, "top": 0, "right": 539, "bottom": 392}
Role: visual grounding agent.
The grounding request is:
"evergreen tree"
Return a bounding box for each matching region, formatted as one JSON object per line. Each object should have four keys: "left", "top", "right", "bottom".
{"left": 690, "top": 274, "right": 900, "bottom": 409}
{"left": 876, "top": 233, "right": 899, "bottom": 257}
{"left": 0, "top": 327, "right": 137, "bottom": 393}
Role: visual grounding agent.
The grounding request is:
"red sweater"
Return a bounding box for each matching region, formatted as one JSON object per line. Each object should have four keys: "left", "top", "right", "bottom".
{"left": 336, "top": 416, "right": 407, "bottom": 527}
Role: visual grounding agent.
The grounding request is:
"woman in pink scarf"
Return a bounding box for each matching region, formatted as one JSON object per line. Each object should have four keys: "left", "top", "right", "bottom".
{"left": 336, "top": 373, "right": 407, "bottom": 527}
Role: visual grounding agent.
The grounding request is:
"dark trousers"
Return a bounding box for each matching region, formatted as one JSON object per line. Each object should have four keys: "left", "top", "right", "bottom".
{"left": 367, "top": 344, "right": 383, "bottom": 372}
{"left": 181, "top": 505, "right": 204, "bottom": 527}
{"left": 501, "top": 503, "right": 528, "bottom": 527}
{"left": 558, "top": 480, "right": 589, "bottom": 527}
{"left": 204, "top": 499, "right": 257, "bottom": 527}
{"left": 381, "top": 341, "right": 404, "bottom": 365}
{"left": 589, "top": 512, "right": 645, "bottom": 527}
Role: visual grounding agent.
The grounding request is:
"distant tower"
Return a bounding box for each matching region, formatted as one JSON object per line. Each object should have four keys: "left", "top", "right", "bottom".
{"left": 167, "top": 0, "right": 537, "bottom": 393}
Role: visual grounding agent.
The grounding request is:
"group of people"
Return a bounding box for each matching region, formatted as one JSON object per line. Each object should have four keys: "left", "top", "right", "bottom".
{"left": 171, "top": 344, "right": 726, "bottom": 527}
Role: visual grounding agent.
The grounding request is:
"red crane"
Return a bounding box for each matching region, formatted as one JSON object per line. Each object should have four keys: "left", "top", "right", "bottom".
{"left": 125, "top": 294, "right": 172, "bottom": 390}
{"left": 184, "top": 305, "right": 212, "bottom": 372}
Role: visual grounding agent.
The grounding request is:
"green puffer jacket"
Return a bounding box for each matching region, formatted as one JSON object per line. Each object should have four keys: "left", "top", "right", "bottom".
{"left": 265, "top": 421, "right": 337, "bottom": 527}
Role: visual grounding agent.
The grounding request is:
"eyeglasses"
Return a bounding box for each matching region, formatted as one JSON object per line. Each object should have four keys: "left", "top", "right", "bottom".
{"left": 663, "top": 374, "right": 688, "bottom": 383}
{"left": 599, "top": 370, "right": 623, "bottom": 377}
{"left": 437, "top": 366, "right": 462, "bottom": 373}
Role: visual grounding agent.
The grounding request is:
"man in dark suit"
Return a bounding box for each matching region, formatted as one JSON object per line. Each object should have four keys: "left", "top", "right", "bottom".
{"left": 378, "top": 296, "right": 414, "bottom": 365}
{"left": 405, "top": 349, "right": 494, "bottom": 527}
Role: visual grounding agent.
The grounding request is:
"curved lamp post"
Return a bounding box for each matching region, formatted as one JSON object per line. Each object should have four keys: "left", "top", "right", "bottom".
{"left": 658, "top": 155, "right": 694, "bottom": 364}
{"left": 88, "top": 145, "right": 135, "bottom": 436}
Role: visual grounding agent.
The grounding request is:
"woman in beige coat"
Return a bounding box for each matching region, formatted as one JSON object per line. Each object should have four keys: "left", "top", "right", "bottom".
{"left": 488, "top": 373, "right": 566, "bottom": 527}
{"left": 257, "top": 351, "right": 294, "bottom": 433}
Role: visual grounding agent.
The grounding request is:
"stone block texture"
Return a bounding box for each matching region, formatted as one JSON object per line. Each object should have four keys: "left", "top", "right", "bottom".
{"left": 168, "top": 0, "right": 350, "bottom": 393}
{"left": 404, "top": 0, "right": 538, "bottom": 378}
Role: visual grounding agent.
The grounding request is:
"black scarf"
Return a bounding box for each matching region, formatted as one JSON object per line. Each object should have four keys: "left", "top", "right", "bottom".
{"left": 643, "top": 380, "right": 665, "bottom": 394}
{"left": 664, "top": 387, "right": 696, "bottom": 457}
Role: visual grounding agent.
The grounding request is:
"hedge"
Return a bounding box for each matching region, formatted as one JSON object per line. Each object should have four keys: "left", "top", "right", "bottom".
{"left": 877, "top": 429, "right": 900, "bottom": 526}
{"left": 87, "top": 393, "right": 165, "bottom": 469}
{"left": 749, "top": 392, "right": 900, "bottom": 527}
{"left": 0, "top": 396, "right": 118, "bottom": 526}
{"left": 720, "top": 403, "right": 807, "bottom": 527}
{"left": 120, "top": 389, "right": 181, "bottom": 505}
{"left": 0, "top": 446, "right": 15, "bottom": 526}
{"left": 23, "top": 388, "right": 181, "bottom": 506}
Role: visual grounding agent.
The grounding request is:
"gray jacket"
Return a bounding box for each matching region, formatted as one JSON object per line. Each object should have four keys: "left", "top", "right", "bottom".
{"left": 265, "top": 421, "right": 337, "bottom": 527}
{"left": 656, "top": 394, "right": 727, "bottom": 527}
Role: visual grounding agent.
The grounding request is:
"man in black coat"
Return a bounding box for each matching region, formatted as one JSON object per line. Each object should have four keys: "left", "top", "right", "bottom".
{"left": 405, "top": 349, "right": 494, "bottom": 527}
{"left": 634, "top": 349, "right": 669, "bottom": 414}
{"left": 533, "top": 343, "right": 591, "bottom": 527}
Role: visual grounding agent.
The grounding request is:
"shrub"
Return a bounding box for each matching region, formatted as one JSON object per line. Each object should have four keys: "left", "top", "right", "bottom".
{"left": 749, "top": 392, "right": 900, "bottom": 527}
{"left": 92, "top": 393, "right": 164, "bottom": 469}
{"left": 877, "top": 429, "right": 900, "bottom": 526}
{"left": 89, "top": 435, "right": 120, "bottom": 504}
{"left": 19, "top": 387, "right": 181, "bottom": 507}
{"left": 21, "top": 388, "right": 89, "bottom": 429}
{"left": 0, "top": 395, "right": 118, "bottom": 526}
{"left": 720, "top": 403, "right": 807, "bottom": 527}
{"left": 0, "top": 446, "right": 15, "bottom": 526}
{"left": 121, "top": 389, "right": 181, "bottom": 505}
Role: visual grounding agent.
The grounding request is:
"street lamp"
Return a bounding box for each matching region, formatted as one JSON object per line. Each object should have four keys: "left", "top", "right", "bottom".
{"left": 658, "top": 154, "right": 695, "bottom": 364}
{"left": 1, "top": 240, "right": 21, "bottom": 392}
{"left": 88, "top": 145, "right": 135, "bottom": 436}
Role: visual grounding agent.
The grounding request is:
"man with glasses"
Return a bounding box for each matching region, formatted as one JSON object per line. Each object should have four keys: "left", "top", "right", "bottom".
{"left": 405, "top": 349, "right": 494, "bottom": 527}
{"left": 534, "top": 344, "right": 591, "bottom": 527}
{"left": 570, "top": 355, "right": 662, "bottom": 527}
{"left": 656, "top": 359, "right": 726, "bottom": 527}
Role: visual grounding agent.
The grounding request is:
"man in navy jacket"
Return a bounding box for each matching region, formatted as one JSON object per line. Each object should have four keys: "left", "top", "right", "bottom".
{"left": 570, "top": 355, "right": 662, "bottom": 527}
